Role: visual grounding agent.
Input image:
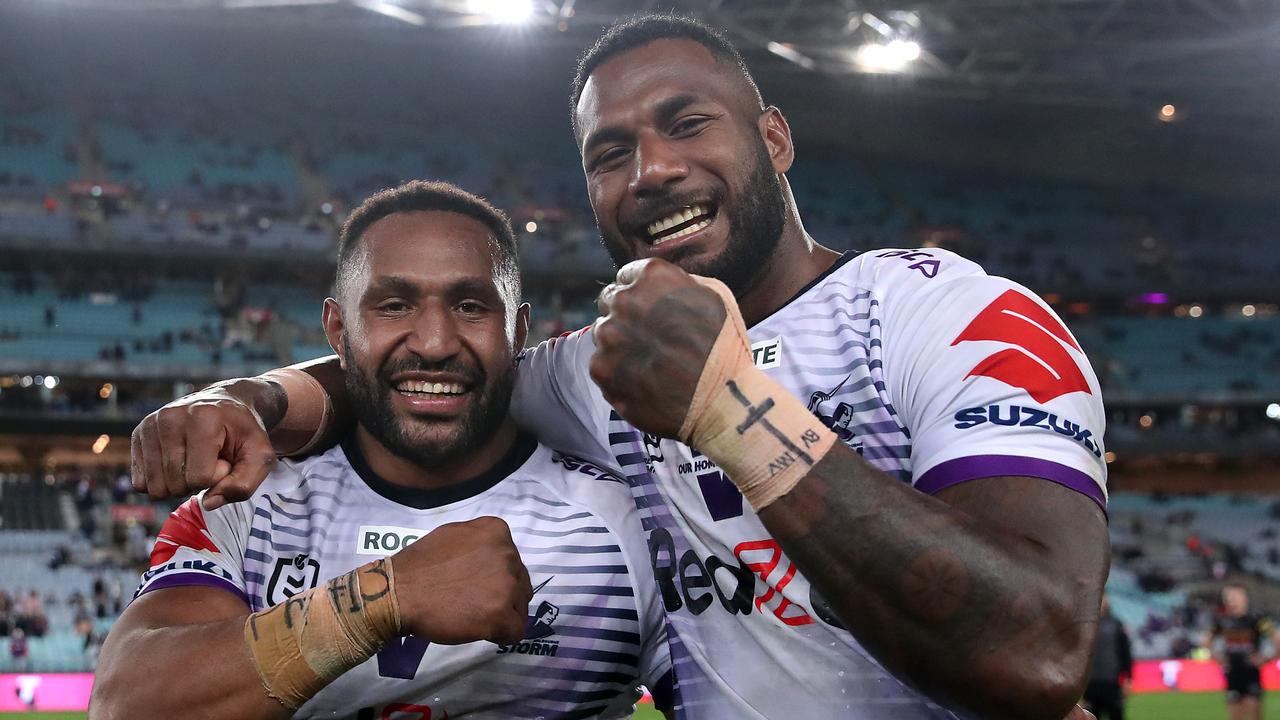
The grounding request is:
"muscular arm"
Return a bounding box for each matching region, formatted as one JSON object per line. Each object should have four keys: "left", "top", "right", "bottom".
{"left": 251, "top": 355, "right": 349, "bottom": 455}
{"left": 761, "top": 454, "right": 1108, "bottom": 719}
{"left": 589, "top": 260, "right": 1107, "bottom": 720}
{"left": 90, "top": 587, "right": 290, "bottom": 720}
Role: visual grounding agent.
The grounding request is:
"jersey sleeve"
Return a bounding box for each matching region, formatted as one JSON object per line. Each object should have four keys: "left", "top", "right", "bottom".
{"left": 133, "top": 493, "right": 251, "bottom": 604}
{"left": 512, "top": 327, "right": 616, "bottom": 469}
{"left": 880, "top": 255, "right": 1107, "bottom": 510}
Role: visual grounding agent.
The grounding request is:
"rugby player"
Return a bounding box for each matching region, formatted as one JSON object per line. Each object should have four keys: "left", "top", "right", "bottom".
{"left": 128, "top": 15, "right": 1106, "bottom": 720}
{"left": 94, "top": 181, "right": 672, "bottom": 719}
{"left": 1206, "top": 583, "right": 1279, "bottom": 720}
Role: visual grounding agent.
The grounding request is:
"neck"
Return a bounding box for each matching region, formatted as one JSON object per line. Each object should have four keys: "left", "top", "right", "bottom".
{"left": 735, "top": 192, "right": 841, "bottom": 327}
{"left": 354, "top": 418, "right": 520, "bottom": 492}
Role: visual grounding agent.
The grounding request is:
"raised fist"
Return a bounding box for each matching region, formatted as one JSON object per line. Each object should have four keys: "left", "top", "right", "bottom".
{"left": 131, "top": 382, "right": 280, "bottom": 510}
{"left": 390, "top": 517, "right": 533, "bottom": 645}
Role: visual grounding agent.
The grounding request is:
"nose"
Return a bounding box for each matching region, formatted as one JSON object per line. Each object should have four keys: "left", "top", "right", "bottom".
{"left": 404, "top": 300, "right": 462, "bottom": 361}
{"left": 629, "top": 131, "right": 689, "bottom": 198}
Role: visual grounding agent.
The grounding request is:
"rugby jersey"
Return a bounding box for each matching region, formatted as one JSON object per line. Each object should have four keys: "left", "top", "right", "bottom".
{"left": 512, "top": 248, "right": 1107, "bottom": 719}
{"left": 136, "top": 434, "right": 671, "bottom": 719}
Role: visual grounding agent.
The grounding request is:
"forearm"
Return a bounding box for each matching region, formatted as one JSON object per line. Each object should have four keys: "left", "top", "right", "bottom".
{"left": 91, "top": 618, "right": 290, "bottom": 720}
{"left": 210, "top": 355, "right": 349, "bottom": 456}
{"left": 758, "top": 447, "right": 1104, "bottom": 719}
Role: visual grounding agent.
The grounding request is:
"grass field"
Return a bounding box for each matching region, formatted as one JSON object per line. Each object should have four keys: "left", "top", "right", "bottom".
{"left": 7, "top": 693, "right": 1280, "bottom": 718}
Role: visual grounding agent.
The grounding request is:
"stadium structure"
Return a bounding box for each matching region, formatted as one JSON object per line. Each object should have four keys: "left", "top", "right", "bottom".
{"left": 0, "top": 0, "right": 1278, "bottom": 715}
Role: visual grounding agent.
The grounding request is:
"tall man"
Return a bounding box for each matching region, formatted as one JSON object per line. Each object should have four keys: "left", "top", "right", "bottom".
{"left": 96, "top": 181, "right": 671, "bottom": 719}
{"left": 130, "top": 15, "right": 1107, "bottom": 720}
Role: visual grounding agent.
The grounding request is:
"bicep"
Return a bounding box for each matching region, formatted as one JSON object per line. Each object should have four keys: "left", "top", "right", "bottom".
{"left": 118, "top": 585, "right": 251, "bottom": 630}
{"left": 92, "top": 588, "right": 285, "bottom": 720}
{"left": 935, "top": 476, "right": 1109, "bottom": 596}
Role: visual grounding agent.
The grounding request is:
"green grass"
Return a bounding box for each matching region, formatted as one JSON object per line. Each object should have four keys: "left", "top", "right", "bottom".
{"left": 1125, "top": 691, "right": 1280, "bottom": 720}
{"left": 6, "top": 693, "right": 1280, "bottom": 718}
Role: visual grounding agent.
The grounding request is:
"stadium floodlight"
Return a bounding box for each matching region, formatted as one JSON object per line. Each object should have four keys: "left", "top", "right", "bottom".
{"left": 352, "top": 0, "right": 428, "bottom": 26}
{"left": 224, "top": 0, "right": 339, "bottom": 8}
{"left": 767, "top": 42, "right": 817, "bottom": 71}
{"left": 854, "top": 39, "right": 920, "bottom": 73}
{"left": 467, "top": 0, "right": 533, "bottom": 24}
{"left": 1267, "top": 403, "right": 1280, "bottom": 421}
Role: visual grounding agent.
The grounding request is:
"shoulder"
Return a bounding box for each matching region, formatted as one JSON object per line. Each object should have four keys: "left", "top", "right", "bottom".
{"left": 842, "top": 247, "right": 989, "bottom": 292}
{"left": 516, "top": 445, "right": 636, "bottom": 525}
{"left": 518, "top": 325, "right": 597, "bottom": 366}
{"left": 850, "top": 248, "right": 1060, "bottom": 337}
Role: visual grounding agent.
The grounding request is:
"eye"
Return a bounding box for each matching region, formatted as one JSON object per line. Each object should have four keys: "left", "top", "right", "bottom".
{"left": 457, "top": 300, "right": 488, "bottom": 315}
{"left": 671, "top": 115, "right": 711, "bottom": 136}
{"left": 377, "top": 300, "right": 410, "bottom": 314}
{"left": 592, "top": 146, "right": 630, "bottom": 171}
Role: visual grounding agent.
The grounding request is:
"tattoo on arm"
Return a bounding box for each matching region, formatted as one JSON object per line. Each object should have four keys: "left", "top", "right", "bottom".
{"left": 758, "top": 446, "right": 1108, "bottom": 717}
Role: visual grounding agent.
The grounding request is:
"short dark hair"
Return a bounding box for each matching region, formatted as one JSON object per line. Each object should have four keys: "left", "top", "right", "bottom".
{"left": 570, "top": 13, "right": 764, "bottom": 137}
{"left": 336, "top": 179, "right": 520, "bottom": 303}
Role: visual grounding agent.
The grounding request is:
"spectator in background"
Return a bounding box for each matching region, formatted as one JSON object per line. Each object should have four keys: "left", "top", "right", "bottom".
{"left": 74, "top": 616, "right": 105, "bottom": 668}
{"left": 1084, "top": 595, "right": 1133, "bottom": 720}
{"left": 9, "top": 628, "right": 30, "bottom": 671}
{"left": 17, "top": 590, "right": 47, "bottom": 637}
{"left": 0, "top": 590, "right": 13, "bottom": 636}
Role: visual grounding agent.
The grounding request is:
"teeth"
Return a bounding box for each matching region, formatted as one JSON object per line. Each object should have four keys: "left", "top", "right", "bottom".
{"left": 396, "top": 381, "right": 465, "bottom": 395}
{"left": 653, "top": 218, "right": 712, "bottom": 246}
{"left": 646, "top": 204, "right": 709, "bottom": 238}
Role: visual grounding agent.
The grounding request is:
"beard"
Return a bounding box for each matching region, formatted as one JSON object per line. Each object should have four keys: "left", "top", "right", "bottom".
{"left": 601, "top": 136, "right": 787, "bottom": 297}
{"left": 343, "top": 336, "right": 515, "bottom": 468}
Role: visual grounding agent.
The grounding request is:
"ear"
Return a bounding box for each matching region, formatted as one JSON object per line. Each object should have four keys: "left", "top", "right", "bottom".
{"left": 513, "top": 302, "right": 531, "bottom": 354}
{"left": 322, "top": 298, "right": 348, "bottom": 370}
{"left": 758, "top": 106, "right": 795, "bottom": 175}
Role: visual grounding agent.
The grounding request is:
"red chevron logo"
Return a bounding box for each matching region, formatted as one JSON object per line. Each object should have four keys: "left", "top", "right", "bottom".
{"left": 951, "top": 289, "right": 1091, "bottom": 403}
{"left": 150, "top": 497, "right": 221, "bottom": 565}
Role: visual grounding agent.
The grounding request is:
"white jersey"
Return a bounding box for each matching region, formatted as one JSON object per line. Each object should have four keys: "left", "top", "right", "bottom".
{"left": 135, "top": 435, "right": 671, "bottom": 720}
{"left": 512, "top": 248, "right": 1107, "bottom": 719}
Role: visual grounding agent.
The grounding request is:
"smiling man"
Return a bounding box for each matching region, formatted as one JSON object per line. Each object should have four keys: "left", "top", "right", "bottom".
{"left": 95, "top": 181, "right": 671, "bottom": 719}
{"left": 127, "top": 15, "right": 1106, "bottom": 720}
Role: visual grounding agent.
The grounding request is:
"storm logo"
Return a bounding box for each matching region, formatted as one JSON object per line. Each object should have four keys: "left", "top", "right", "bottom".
{"left": 952, "top": 289, "right": 1091, "bottom": 403}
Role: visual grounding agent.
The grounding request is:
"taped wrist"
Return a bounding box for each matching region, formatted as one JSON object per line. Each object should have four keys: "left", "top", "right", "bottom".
{"left": 679, "top": 277, "right": 837, "bottom": 510}
{"left": 244, "top": 558, "right": 401, "bottom": 709}
{"left": 259, "top": 368, "right": 333, "bottom": 456}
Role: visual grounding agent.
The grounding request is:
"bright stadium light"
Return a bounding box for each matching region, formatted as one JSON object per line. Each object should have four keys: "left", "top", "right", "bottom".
{"left": 1267, "top": 403, "right": 1280, "bottom": 421}
{"left": 854, "top": 39, "right": 920, "bottom": 73}
{"left": 468, "top": 0, "right": 533, "bottom": 24}
{"left": 525, "top": 221, "right": 538, "bottom": 233}
{"left": 43, "top": 375, "right": 58, "bottom": 389}
{"left": 352, "top": 0, "right": 427, "bottom": 26}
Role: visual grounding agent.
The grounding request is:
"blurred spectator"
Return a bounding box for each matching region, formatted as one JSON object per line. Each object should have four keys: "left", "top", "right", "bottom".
{"left": 10, "top": 628, "right": 30, "bottom": 671}
{"left": 17, "top": 590, "right": 48, "bottom": 637}
{"left": 1084, "top": 595, "right": 1133, "bottom": 720}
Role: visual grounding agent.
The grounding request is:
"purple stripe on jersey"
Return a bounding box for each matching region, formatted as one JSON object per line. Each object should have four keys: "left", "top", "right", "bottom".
{"left": 139, "top": 571, "right": 250, "bottom": 605}
{"left": 915, "top": 454, "right": 1106, "bottom": 512}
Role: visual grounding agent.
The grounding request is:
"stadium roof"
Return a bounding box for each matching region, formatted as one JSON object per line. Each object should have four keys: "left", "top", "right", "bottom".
{"left": 6, "top": 0, "right": 1278, "bottom": 194}
{"left": 19, "top": 0, "right": 1280, "bottom": 122}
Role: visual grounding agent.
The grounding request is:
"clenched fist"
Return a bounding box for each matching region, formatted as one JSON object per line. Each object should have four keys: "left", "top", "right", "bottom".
{"left": 131, "top": 380, "right": 284, "bottom": 510}
{"left": 590, "top": 259, "right": 727, "bottom": 438}
{"left": 390, "top": 517, "right": 533, "bottom": 645}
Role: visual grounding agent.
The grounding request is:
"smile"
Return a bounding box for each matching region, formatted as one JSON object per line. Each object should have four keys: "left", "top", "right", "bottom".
{"left": 394, "top": 381, "right": 466, "bottom": 396}
{"left": 644, "top": 204, "right": 716, "bottom": 245}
